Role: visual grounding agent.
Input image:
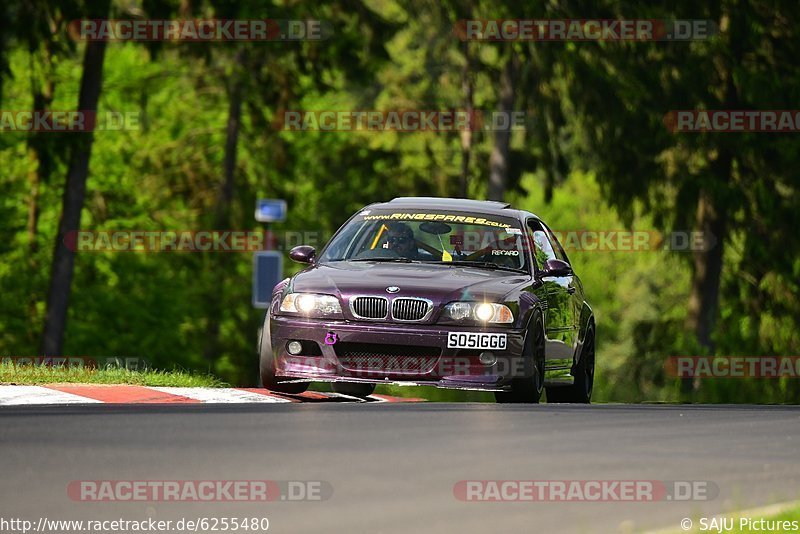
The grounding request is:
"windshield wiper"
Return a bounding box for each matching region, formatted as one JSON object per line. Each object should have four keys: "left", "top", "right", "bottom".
{"left": 429, "top": 260, "right": 528, "bottom": 274}
{"left": 350, "top": 257, "right": 417, "bottom": 263}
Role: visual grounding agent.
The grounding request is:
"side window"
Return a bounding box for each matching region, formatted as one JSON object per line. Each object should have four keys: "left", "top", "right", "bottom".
{"left": 541, "top": 223, "right": 570, "bottom": 264}
{"left": 526, "top": 220, "right": 557, "bottom": 270}
{"left": 343, "top": 222, "right": 381, "bottom": 258}
{"left": 322, "top": 223, "right": 360, "bottom": 260}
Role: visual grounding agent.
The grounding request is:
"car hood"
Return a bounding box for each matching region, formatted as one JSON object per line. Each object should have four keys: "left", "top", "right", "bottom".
{"left": 290, "top": 261, "right": 529, "bottom": 304}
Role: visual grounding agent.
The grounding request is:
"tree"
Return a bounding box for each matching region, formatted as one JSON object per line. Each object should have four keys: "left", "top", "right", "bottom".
{"left": 40, "top": 0, "right": 111, "bottom": 356}
{"left": 487, "top": 49, "right": 519, "bottom": 201}
{"left": 560, "top": 0, "right": 800, "bottom": 397}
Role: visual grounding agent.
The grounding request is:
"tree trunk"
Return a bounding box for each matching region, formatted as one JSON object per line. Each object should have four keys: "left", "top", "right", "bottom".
{"left": 459, "top": 39, "right": 473, "bottom": 198}
{"left": 40, "top": 31, "right": 109, "bottom": 356}
{"left": 488, "top": 52, "right": 518, "bottom": 201}
{"left": 682, "top": 152, "right": 730, "bottom": 399}
{"left": 682, "top": 7, "right": 739, "bottom": 398}
{"left": 685, "top": 155, "right": 730, "bottom": 349}
{"left": 202, "top": 47, "right": 246, "bottom": 366}
{"left": 543, "top": 106, "right": 563, "bottom": 205}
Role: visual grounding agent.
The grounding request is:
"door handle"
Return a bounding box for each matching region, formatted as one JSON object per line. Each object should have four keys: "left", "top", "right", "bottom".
{"left": 567, "top": 287, "right": 576, "bottom": 294}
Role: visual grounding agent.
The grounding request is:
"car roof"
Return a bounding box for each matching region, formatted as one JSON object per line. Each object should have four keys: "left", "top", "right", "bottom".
{"left": 386, "top": 197, "right": 510, "bottom": 210}
{"left": 366, "top": 197, "right": 539, "bottom": 220}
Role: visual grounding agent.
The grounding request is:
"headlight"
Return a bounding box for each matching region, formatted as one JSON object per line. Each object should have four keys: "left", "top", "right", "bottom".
{"left": 443, "top": 302, "right": 514, "bottom": 324}
{"left": 280, "top": 293, "right": 342, "bottom": 317}
{"left": 447, "top": 302, "right": 472, "bottom": 321}
{"left": 474, "top": 303, "right": 495, "bottom": 321}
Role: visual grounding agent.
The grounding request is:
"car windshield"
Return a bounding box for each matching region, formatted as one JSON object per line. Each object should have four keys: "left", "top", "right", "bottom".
{"left": 319, "top": 209, "right": 528, "bottom": 272}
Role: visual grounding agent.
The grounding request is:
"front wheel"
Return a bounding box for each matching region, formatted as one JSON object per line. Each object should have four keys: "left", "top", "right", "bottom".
{"left": 259, "top": 314, "right": 309, "bottom": 394}
{"left": 495, "top": 310, "right": 545, "bottom": 404}
{"left": 546, "top": 324, "right": 594, "bottom": 404}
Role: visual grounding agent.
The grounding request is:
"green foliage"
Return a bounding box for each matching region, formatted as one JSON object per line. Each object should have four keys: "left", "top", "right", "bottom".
{"left": 0, "top": 0, "right": 797, "bottom": 402}
{"left": 0, "top": 362, "right": 227, "bottom": 386}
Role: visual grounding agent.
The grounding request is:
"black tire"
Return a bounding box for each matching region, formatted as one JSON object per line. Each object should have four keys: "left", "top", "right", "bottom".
{"left": 332, "top": 383, "right": 376, "bottom": 397}
{"left": 259, "top": 314, "right": 309, "bottom": 394}
{"left": 546, "top": 324, "right": 594, "bottom": 404}
{"left": 495, "top": 310, "right": 545, "bottom": 404}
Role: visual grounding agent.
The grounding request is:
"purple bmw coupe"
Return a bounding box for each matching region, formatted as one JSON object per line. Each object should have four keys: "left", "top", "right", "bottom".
{"left": 259, "top": 197, "right": 595, "bottom": 403}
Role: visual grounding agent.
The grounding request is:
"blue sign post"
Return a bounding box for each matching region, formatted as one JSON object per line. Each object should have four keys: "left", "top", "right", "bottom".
{"left": 252, "top": 251, "right": 283, "bottom": 309}
{"left": 253, "top": 199, "right": 287, "bottom": 309}
{"left": 255, "top": 199, "right": 287, "bottom": 223}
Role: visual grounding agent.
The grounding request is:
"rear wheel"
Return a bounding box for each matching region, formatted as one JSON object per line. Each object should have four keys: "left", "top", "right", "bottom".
{"left": 495, "top": 310, "right": 545, "bottom": 404}
{"left": 332, "top": 383, "right": 376, "bottom": 397}
{"left": 259, "top": 314, "right": 309, "bottom": 394}
{"left": 546, "top": 324, "right": 594, "bottom": 404}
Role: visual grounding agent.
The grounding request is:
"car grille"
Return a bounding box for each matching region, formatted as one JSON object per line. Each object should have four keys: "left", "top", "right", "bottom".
{"left": 335, "top": 343, "right": 441, "bottom": 373}
{"left": 391, "top": 297, "right": 431, "bottom": 321}
{"left": 351, "top": 296, "right": 388, "bottom": 319}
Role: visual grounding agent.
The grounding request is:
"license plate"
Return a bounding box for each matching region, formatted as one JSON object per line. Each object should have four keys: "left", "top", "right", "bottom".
{"left": 447, "top": 332, "right": 507, "bottom": 350}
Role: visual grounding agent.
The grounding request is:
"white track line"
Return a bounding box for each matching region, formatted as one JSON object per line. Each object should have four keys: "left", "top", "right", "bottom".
{"left": 0, "top": 386, "right": 102, "bottom": 405}
{"left": 319, "top": 392, "right": 369, "bottom": 402}
{"left": 149, "top": 387, "right": 293, "bottom": 403}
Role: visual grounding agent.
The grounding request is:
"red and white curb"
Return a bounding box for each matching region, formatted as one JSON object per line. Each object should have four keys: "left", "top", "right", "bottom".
{"left": 0, "top": 385, "right": 423, "bottom": 406}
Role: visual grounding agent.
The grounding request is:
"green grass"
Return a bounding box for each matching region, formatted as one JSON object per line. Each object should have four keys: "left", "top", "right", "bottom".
{"left": 760, "top": 505, "right": 800, "bottom": 528}
{"left": 663, "top": 502, "right": 800, "bottom": 534}
{"left": 720, "top": 504, "right": 800, "bottom": 533}
{"left": 0, "top": 362, "right": 227, "bottom": 387}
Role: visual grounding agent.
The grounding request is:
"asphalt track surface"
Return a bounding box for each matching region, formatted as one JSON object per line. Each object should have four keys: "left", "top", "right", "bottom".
{"left": 2, "top": 404, "right": 800, "bottom": 534}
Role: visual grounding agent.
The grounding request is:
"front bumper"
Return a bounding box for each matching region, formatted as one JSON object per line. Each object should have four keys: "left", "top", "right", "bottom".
{"left": 270, "top": 316, "right": 527, "bottom": 391}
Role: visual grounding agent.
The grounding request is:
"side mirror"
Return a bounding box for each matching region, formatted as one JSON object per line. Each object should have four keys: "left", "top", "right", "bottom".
{"left": 289, "top": 245, "right": 316, "bottom": 264}
{"left": 541, "top": 258, "right": 571, "bottom": 277}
